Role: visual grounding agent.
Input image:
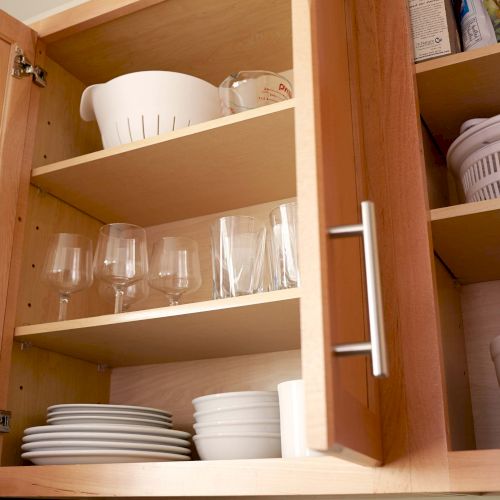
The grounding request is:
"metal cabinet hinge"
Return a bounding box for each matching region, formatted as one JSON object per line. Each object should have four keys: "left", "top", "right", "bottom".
{"left": 12, "top": 47, "right": 47, "bottom": 88}
{"left": 0, "top": 410, "right": 11, "bottom": 433}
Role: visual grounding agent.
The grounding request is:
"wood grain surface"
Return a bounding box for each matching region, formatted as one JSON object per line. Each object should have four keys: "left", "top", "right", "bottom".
{"left": 31, "top": 101, "right": 296, "bottom": 226}
{"left": 41, "top": 0, "right": 293, "bottom": 86}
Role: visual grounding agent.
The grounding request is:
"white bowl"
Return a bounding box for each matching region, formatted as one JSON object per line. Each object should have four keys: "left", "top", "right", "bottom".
{"left": 194, "top": 419, "right": 280, "bottom": 435}
{"left": 194, "top": 403, "right": 280, "bottom": 423}
{"left": 193, "top": 433, "right": 281, "bottom": 460}
{"left": 80, "top": 71, "right": 221, "bottom": 148}
{"left": 192, "top": 391, "right": 277, "bottom": 412}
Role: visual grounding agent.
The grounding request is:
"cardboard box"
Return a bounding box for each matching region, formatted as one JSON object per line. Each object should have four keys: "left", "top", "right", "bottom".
{"left": 408, "top": 0, "right": 461, "bottom": 62}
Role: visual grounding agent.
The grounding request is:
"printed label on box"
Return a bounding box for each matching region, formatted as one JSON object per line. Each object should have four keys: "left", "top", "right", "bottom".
{"left": 409, "top": 0, "right": 453, "bottom": 62}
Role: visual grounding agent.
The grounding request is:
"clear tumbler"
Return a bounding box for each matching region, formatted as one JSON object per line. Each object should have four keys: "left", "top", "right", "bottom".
{"left": 210, "top": 216, "right": 266, "bottom": 299}
{"left": 269, "top": 202, "right": 299, "bottom": 290}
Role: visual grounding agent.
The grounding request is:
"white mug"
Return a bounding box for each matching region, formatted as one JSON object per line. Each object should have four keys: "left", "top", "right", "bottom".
{"left": 277, "top": 379, "right": 322, "bottom": 458}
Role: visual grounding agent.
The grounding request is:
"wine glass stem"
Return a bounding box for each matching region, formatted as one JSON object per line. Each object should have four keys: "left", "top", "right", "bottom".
{"left": 114, "top": 288, "right": 125, "bottom": 314}
{"left": 167, "top": 294, "right": 180, "bottom": 306}
{"left": 58, "top": 294, "right": 70, "bottom": 321}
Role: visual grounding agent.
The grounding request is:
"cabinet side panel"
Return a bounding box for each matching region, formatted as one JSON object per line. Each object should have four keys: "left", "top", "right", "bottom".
{"left": 2, "top": 343, "right": 110, "bottom": 466}
{"left": 16, "top": 186, "right": 108, "bottom": 326}
{"left": 32, "top": 53, "right": 102, "bottom": 167}
{"left": 421, "top": 122, "right": 450, "bottom": 209}
{"left": 461, "top": 280, "right": 500, "bottom": 449}
{"left": 435, "top": 258, "right": 475, "bottom": 450}
{"left": 0, "top": 11, "right": 40, "bottom": 458}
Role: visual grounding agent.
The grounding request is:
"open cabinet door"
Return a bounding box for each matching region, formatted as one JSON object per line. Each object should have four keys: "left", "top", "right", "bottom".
{"left": 0, "top": 10, "right": 41, "bottom": 452}
{"left": 293, "top": 0, "right": 385, "bottom": 465}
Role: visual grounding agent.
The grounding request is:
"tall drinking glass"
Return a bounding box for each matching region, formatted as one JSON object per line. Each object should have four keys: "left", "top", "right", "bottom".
{"left": 42, "top": 233, "right": 93, "bottom": 321}
{"left": 269, "top": 202, "right": 299, "bottom": 289}
{"left": 94, "top": 223, "right": 148, "bottom": 314}
{"left": 148, "top": 237, "right": 201, "bottom": 306}
{"left": 210, "top": 216, "right": 266, "bottom": 299}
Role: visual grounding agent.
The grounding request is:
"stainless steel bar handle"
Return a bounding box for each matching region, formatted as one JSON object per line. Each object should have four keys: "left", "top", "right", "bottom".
{"left": 328, "top": 201, "right": 389, "bottom": 378}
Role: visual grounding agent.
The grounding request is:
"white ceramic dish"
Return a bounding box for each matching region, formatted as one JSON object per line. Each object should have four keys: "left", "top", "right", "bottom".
{"left": 47, "top": 410, "right": 172, "bottom": 422}
{"left": 80, "top": 71, "right": 221, "bottom": 148}
{"left": 194, "top": 403, "right": 280, "bottom": 423}
{"left": 22, "top": 449, "right": 191, "bottom": 465}
{"left": 192, "top": 391, "right": 278, "bottom": 412}
{"left": 24, "top": 424, "right": 190, "bottom": 439}
{"left": 47, "top": 403, "right": 172, "bottom": 418}
{"left": 47, "top": 415, "right": 172, "bottom": 428}
{"left": 193, "top": 433, "right": 281, "bottom": 460}
{"left": 23, "top": 430, "right": 190, "bottom": 447}
{"left": 22, "top": 439, "right": 190, "bottom": 454}
{"left": 194, "top": 419, "right": 280, "bottom": 435}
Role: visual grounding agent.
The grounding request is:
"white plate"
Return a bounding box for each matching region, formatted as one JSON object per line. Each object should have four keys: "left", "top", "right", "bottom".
{"left": 23, "top": 430, "right": 190, "bottom": 446}
{"left": 47, "top": 403, "right": 172, "bottom": 418}
{"left": 47, "top": 415, "right": 172, "bottom": 428}
{"left": 22, "top": 440, "right": 190, "bottom": 454}
{"left": 22, "top": 449, "right": 190, "bottom": 465}
{"left": 24, "top": 424, "right": 190, "bottom": 439}
{"left": 47, "top": 410, "right": 172, "bottom": 422}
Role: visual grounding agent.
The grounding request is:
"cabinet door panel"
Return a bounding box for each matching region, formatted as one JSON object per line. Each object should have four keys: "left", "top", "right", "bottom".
{"left": 292, "top": 0, "right": 381, "bottom": 465}
{"left": 0, "top": 11, "right": 39, "bottom": 430}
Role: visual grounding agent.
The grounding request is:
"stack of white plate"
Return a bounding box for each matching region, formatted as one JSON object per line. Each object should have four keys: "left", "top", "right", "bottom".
{"left": 192, "top": 391, "right": 281, "bottom": 460}
{"left": 21, "top": 404, "right": 191, "bottom": 465}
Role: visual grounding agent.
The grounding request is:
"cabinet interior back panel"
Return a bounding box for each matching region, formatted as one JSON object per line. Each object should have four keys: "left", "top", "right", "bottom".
{"left": 44, "top": 0, "right": 293, "bottom": 85}
{"left": 110, "top": 349, "right": 301, "bottom": 433}
{"left": 3, "top": 343, "right": 110, "bottom": 466}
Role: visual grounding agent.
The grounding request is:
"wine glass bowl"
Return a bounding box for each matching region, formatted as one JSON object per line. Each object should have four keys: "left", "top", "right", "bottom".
{"left": 94, "top": 223, "right": 148, "bottom": 313}
{"left": 148, "top": 236, "right": 201, "bottom": 306}
{"left": 42, "top": 233, "right": 93, "bottom": 321}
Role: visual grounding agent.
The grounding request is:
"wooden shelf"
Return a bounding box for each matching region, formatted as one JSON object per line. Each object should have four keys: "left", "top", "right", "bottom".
{"left": 416, "top": 44, "right": 500, "bottom": 152}
{"left": 14, "top": 289, "right": 300, "bottom": 367}
{"left": 431, "top": 199, "right": 500, "bottom": 283}
{"left": 31, "top": 100, "right": 296, "bottom": 226}
{"left": 0, "top": 456, "right": 387, "bottom": 497}
{"left": 35, "top": 0, "right": 292, "bottom": 86}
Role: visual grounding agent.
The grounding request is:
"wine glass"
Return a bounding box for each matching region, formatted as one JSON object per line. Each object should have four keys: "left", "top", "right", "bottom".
{"left": 98, "top": 280, "right": 149, "bottom": 312}
{"left": 148, "top": 237, "right": 201, "bottom": 306}
{"left": 94, "top": 223, "right": 148, "bottom": 314}
{"left": 42, "top": 233, "right": 93, "bottom": 321}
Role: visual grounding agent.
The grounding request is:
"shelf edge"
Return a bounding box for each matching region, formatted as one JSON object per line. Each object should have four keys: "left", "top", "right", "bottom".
{"left": 15, "top": 288, "right": 301, "bottom": 338}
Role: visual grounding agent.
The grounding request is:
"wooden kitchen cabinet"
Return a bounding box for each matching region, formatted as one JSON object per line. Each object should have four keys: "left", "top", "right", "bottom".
{"left": 0, "top": 0, "right": 494, "bottom": 496}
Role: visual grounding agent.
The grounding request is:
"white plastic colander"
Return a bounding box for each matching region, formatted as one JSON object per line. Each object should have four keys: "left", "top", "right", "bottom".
{"left": 447, "top": 115, "right": 500, "bottom": 202}
{"left": 80, "top": 71, "right": 221, "bottom": 149}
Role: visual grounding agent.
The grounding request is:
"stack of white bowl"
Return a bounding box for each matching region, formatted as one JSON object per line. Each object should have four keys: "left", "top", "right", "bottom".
{"left": 21, "top": 404, "right": 192, "bottom": 465}
{"left": 192, "top": 391, "right": 281, "bottom": 460}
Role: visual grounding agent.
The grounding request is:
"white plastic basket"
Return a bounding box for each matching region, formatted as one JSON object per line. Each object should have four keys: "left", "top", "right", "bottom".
{"left": 447, "top": 115, "right": 500, "bottom": 202}
{"left": 453, "top": 142, "right": 500, "bottom": 202}
{"left": 80, "top": 71, "right": 221, "bottom": 149}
